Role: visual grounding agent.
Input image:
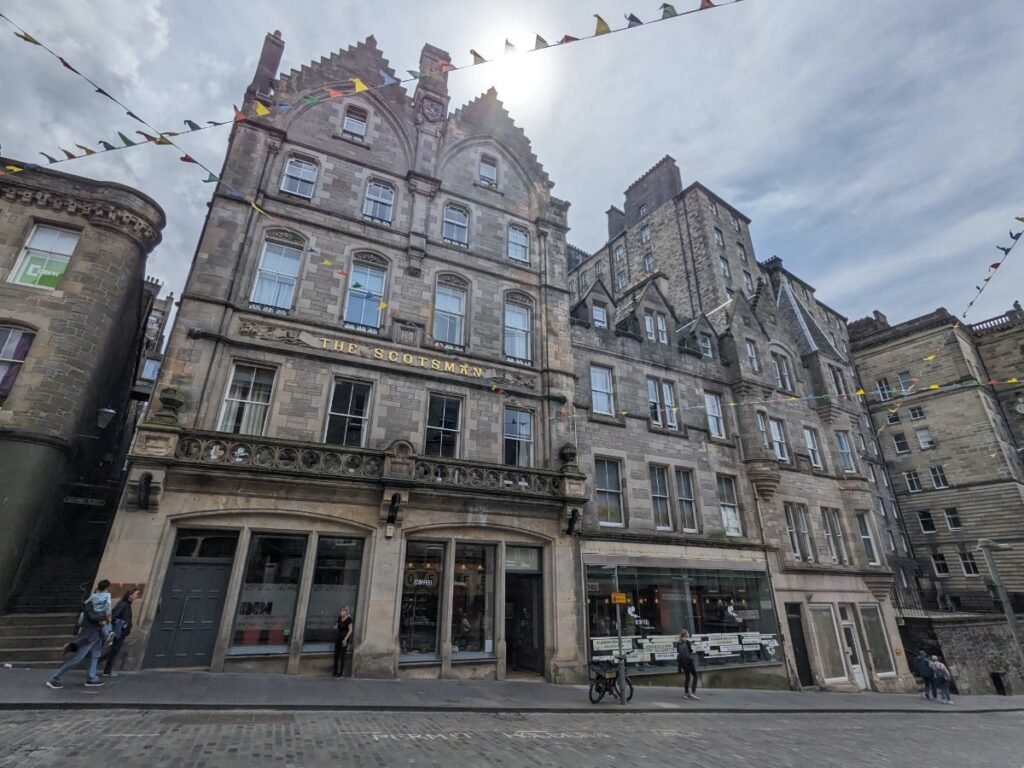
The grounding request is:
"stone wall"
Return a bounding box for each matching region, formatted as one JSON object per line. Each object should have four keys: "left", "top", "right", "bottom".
{"left": 902, "top": 617, "right": 1024, "bottom": 695}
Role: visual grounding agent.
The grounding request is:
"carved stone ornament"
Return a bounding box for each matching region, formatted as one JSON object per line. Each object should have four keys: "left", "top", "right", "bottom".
{"left": 238, "top": 318, "right": 308, "bottom": 346}
{"left": 0, "top": 183, "right": 161, "bottom": 249}
{"left": 420, "top": 97, "right": 444, "bottom": 122}
{"left": 150, "top": 387, "right": 185, "bottom": 426}
{"left": 489, "top": 369, "right": 538, "bottom": 391}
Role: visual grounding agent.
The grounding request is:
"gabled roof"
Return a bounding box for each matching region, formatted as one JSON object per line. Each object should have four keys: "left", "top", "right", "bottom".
{"left": 615, "top": 274, "right": 680, "bottom": 324}
{"left": 776, "top": 279, "right": 846, "bottom": 361}
{"left": 275, "top": 36, "right": 409, "bottom": 104}
{"left": 450, "top": 88, "right": 549, "bottom": 186}
{"left": 571, "top": 277, "right": 615, "bottom": 313}
{"left": 725, "top": 291, "right": 769, "bottom": 339}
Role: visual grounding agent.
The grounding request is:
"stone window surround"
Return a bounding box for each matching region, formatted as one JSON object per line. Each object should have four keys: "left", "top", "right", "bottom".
{"left": 362, "top": 177, "right": 397, "bottom": 225}
{"left": 322, "top": 376, "right": 373, "bottom": 448}
{"left": 7, "top": 221, "right": 81, "bottom": 291}
{"left": 280, "top": 155, "right": 319, "bottom": 199}
{"left": 215, "top": 360, "right": 278, "bottom": 437}
{"left": 430, "top": 273, "right": 470, "bottom": 350}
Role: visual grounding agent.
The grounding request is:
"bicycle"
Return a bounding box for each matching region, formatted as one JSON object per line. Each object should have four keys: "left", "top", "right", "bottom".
{"left": 588, "top": 659, "right": 634, "bottom": 704}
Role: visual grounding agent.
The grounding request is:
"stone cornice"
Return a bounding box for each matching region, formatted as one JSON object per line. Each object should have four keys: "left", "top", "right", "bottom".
{"left": 0, "top": 175, "right": 164, "bottom": 251}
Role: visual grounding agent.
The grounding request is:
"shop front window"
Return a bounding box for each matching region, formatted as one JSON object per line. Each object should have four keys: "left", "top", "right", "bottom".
{"left": 231, "top": 535, "right": 307, "bottom": 654}
{"left": 400, "top": 541, "right": 446, "bottom": 659}
{"left": 585, "top": 565, "right": 780, "bottom": 675}
{"left": 302, "top": 537, "right": 364, "bottom": 650}
{"left": 809, "top": 604, "right": 847, "bottom": 681}
{"left": 452, "top": 544, "right": 495, "bottom": 659}
{"left": 858, "top": 603, "right": 895, "bottom": 675}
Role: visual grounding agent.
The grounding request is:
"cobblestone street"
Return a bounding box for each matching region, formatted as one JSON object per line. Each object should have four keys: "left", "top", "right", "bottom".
{"left": 1, "top": 709, "right": 1022, "bottom": 767}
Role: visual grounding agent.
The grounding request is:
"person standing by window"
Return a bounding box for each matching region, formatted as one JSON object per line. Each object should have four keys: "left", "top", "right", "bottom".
{"left": 334, "top": 607, "right": 354, "bottom": 678}
{"left": 677, "top": 628, "right": 700, "bottom": 700}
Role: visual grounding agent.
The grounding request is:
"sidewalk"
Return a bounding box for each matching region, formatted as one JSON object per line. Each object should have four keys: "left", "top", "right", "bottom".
{"left": 1, "top": 666, "right": 1021, "bottom": 714}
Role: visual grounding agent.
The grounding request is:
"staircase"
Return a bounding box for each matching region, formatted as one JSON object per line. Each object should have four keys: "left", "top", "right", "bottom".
{"left": 0, "top": 613, "right": 78, "bottom": 667}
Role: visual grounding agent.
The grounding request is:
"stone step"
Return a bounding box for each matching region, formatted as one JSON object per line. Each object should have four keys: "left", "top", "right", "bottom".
{"left": 0, "top": 646, "right": 70, "bottom": 663}
{"left": 0, "top": 625, "right": 74, "bottom": 639}
{"left": 0, "top": 613, "right": 78, "bottom": 627}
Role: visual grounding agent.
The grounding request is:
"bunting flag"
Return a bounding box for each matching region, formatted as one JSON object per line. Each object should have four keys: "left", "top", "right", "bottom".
{"left": 534, "top": 35, "right": 549, "bottom": 49}
{"left": 378, "top": 300, "right": 388, "bottom": 310}
{"left": 326, "top": 87, "right": 344, "bottom": 99}
{"left": 303, "top": 94, "right": 320, "bottom": 105}
{"left": 559, "top": 35, "right": 580, "bottom": 44}
{"left": 117, "top": 131, "right": 136, "bottom": 146}
{"left": 406, "top": 70, "right": 424, "bottom": 79}
{"left": 351, "top": 77, "right": 368, "bottom": 92}
{"left": 997, "top": 246, "right": 1011, "bottom": 256}
{"left": 250, "top": 202, "right": 267, "bottom": 216}
{"left": 39, "top": 152, "right": 58, "bottom": 163}
{"left": 254, "top": 101, "right": 271, "bottom": 117}
{"left": 439, "top": 59, "right": 456, "bottom": 73}
{"left": 505, "top": 39, "right": 516, "bottom": 55}
{"left": 379, "top": 69, "right": 399, "bottom": 86}
{"left": 661, "top": 3, "right": 678, "bottom": 18}
{"left": 126, "top": 111, "right": 144, "bottom": 123}
{"left": 626, "top": 13, "right": 644, "bottom": 27}
{"left": 74, "top": 144, "right": 96, "bottom": 155}
{"left": 202, "top": 173, "right": 219, "bottom": 183}
{"left": 700, "top": 0, "right": 717, "bottom": 8}
{"left": 470, "top": 49, "right": 487, "bottom": 65}
{"left": 184, "top": 119, "right": 201, "bottom": 130}
{"left": 594, "top": 15, "right": 612, "bottom": 35}
{"left": 58, "top": 56, "right": 79, "bottom": 73}
{"left": 98, "top": 140, "right": 116, "bottom": 151}
{"left": 233, "top": 105, "right": 246, "bottom": 121}
{"left": 14, "top": 30, "right": 40, "bottom": 44}
{"left": 1010, "top": 231, "right": 1021, "bottom": 241}
{"left": 59, "top": 147, "right": 76, "bottom": 159}
{"left": 321, "top": 258, "right": 333, "bottom": 266}
{"left": 179, "top": 154, "right": 197, "bottom": 164}
{"left": 95, "top": 87, "right": 114, "bottom": 100}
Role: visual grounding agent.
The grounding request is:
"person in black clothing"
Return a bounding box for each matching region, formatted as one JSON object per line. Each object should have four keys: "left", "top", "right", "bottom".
{"left": 677, "top": 628, "right": 700, "bottom": 700}
{"left": 102, "top": 589, "right": 140, "bottom": 677}
{"left": 334, "top": 607, "right": 354, "bottom": 678}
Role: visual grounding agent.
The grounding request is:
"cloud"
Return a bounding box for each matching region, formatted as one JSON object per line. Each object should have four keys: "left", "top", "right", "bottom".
{"left": 1, "top": 0, "right": 1021, "bottom": 327}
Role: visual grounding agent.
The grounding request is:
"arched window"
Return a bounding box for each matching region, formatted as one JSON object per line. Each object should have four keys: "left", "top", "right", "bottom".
{"left": 479, "top": 155, "right": 498, "bottom": 187}
{"left": 280, "top": 157, "right": 317, "bottom": 198}
{"left": 503, "top": 294, "right": 532, "bottom": 365}
{"left": 250, "top": 233, "right": 303, "bottom": 313}
{"left": 433, "top": 276, "right": 468, "bottom": 349}
{"left": 343, "top": 254, "right": 388, "bottom": 332}
{"left": 442, "top": 204, "right": 469, "bottom": 246}
{"left": 343, "top": 106, "right": 368, "bottom": 140}
{"left": 363, "top": 180, "right": 395, "bottom": 224}
{"left": 0, "top": 325, "right": 35, "bottom": 405}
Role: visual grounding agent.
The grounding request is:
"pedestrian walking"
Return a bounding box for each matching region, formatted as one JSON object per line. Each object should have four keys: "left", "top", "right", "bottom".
{"left": 677, "top": 628, "right": 700, "bottom": 700}
{"left": 912, "top": 650, "right": 936, "bottom": 699}
{"left": 333, "top": 606, "right": 354, "bottom": 678}
{"left": 102, "top": 589, "right": 140, "bottom": 677}
{"left": 46, "top": 580, "right": 112, "bottom": 689}
{"left": 85, "top": 579, "right": 114, "bottom": 646}
{"left": 930, "top": 655, "right": 953, "bottom": 704}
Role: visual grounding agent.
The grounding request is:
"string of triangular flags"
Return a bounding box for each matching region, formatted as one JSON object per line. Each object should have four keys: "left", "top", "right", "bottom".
{"left": 0, "top": 1, "right": 743, "bottom": 181}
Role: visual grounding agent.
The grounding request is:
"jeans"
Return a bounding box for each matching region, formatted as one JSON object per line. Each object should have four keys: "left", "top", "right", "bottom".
{"left": 50, "top": 637, "right": 101, "bottom": 683}
{"left": 333, "top": 641, "right": 348, "bottom": 677}
{"left": 936, "top": 678, "right": 951, "bottom": 701}
{"left": 103, "top": 634, "right": 127, "bottom": 674}
{"left": 679, "top": 660, "right": 698, "bottom": 694}
{"left": 921, "top": 676, "right": 936, "bottom": 698}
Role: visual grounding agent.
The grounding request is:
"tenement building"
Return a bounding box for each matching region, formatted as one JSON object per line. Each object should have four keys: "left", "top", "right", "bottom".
{"left": 567, "top": 157, "right": 914, "bottom": 692}
{"left": 93, "top": 34, "right": 588, "bottom": 681}
{"left": 0, "top": 160, "right": 165, "bottom": 617}
{"left": 849, "top": 305, "right": 1024, "bottom": 612}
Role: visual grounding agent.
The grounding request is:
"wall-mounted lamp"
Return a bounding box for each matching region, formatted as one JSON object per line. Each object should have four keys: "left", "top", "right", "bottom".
{"left": 385, "top": 493, "right": 401, "bottom": 539}
{"left": 96, "top": 406, "right": 117, "bottom": 430}
{"left": 566, "top": 508, "right": 580, "bottom": 535}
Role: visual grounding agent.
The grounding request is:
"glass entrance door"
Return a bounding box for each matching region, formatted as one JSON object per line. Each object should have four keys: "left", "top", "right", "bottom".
{"left": 839, "top": 605, "right": 868, "bottom": 689}
{"left": 505, "top": 573, "right": 543, "bottom": 675}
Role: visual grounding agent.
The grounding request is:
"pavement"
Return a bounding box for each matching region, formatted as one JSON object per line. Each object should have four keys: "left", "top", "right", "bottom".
{"left": 1, "top": 666, "right": 1022, "bottom": 714}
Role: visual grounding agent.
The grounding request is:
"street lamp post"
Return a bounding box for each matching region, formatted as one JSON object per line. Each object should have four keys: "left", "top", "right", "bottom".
{"left": 976, "top": 539, "right": 1024, "bottom": 666}
{"left": 613, "top": 565, "right": 627, "bottom": 706}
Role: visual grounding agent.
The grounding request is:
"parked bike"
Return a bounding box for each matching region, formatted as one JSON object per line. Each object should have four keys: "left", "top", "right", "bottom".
{"left": 588, "top": 658, "right": 634, "bottom": 704}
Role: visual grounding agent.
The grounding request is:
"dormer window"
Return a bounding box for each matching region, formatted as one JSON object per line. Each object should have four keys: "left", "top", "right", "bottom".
{"left": 479, "top": 155, "right": 498, "bottom": 186}
{"left": 342, "top": 106, "right": 368, "bottom": 140}
{"left": 699, "top": 333, "right": 714, "bottom": 358}
{"left": 592, "top": 305, "right": 608, "bottom": 329}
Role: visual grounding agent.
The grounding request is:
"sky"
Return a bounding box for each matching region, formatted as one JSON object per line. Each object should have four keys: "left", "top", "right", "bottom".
{"left": 2, "top": 0, "right": 1022, "bottom": 326}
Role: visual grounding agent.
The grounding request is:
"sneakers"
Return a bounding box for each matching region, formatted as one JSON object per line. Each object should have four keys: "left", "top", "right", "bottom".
{"left": 45, "top": 679, "right": 63, "bottom": 690}
{"left": 102, "top": 671, "right": 118, "bottom": 678}
{"left": 686, "top": 693, "right": 701, "bottom": 700}
{"left": 84, "top": 679, "right": 106, "bottom": 687}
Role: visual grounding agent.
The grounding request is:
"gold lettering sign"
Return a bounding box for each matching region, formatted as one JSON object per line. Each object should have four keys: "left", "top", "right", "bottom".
{"left": 319, "top": 337, "right": 484, "bottom": 378}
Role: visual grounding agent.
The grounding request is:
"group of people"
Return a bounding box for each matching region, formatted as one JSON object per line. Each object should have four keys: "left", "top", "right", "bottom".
{"left": 45, "top": 579, "right": 140, "bottom": 689}
{"left": 913, "top": 650, "right": 955, "bottom": 703}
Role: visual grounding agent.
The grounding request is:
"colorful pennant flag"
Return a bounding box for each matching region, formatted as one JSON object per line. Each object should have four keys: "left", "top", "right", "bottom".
{"left": 470, "top": 49, "right": 486, "bottom": 65}
{"left": 126, "top": 111, "right": 144, "bottom": 123}
{"left": 997, "top": 246, "right": 1011, "bottom": 256}
{"left": 98, "top": 140, "right": 116, "bottom": 151}
{"left": 179, "top": 154, "right": 197, "bottom": 164}
{"left": 626, "top": 13, "right": 644, "bottom": 27}
{"left": 990, "top": 263, "right": 1001, "bottom": 270}
{"left": 303, "top": 95, "right": 320, "bottom": 105}
{"left": 378, "top": 300, "right": 388, "bottom": 310}
{"left": 58, "top": 56, "right": 79, "bottom": 73}
{"left": 250, "top": 202, "right": 267, "bottom": 216}
{"left": 351, "top": 77, "right": 368, "bottom": 92}
{"left": 233, "top": 105, "right": 246, "bottom": 121}
{"left": 254, "top": 101, "right": 271, "bottom": 117}
{"left": 14, "top": 30, "right": 40, "bottom": 44}
{"left": 594, "top": 15, "right": 612, "bottom": 35}
{"left": 661, "top": 3, "right": 678, "bottom": 18}
{"left": 379, "top": 69, "right": 399, "bottom": 87}
{"left": 94, "top": 87, "right": 114, "bottom": 100}
{"left": 505, "top": 39, "right": 516, "bottom": 55}
{"left": 117, "top": 131, "right": 136, "bottom": 146}
{"left": 534, "top": 35, "right": 549, "bottom": 49}
{"left": 439, "top": 59, "right": 456, "bottom": 73}
{"left": 406, "top": 70, "right": 424, "bottom": 79}
{"left": 559, "top": 35, "right": 580, "bottom": 44}
{"left": 184, "top": 119, "right": 201, "bottom": 130}
{"left": 326, "top": 87, "right": 344, "bottom": 99}
{"left": 321, "top": 258, "right": 333, "bottom": 266}
{"left": 59, "top": 147, "right": 76, "bottom": 159}
{"left": 39, "top": 152, "right": 58, "bottom": 164}
{"left": 202, "top": 173, "right": 219, "bottom": 183}
{"left": 700, "top": 0, "right": 717, "bottom": 8}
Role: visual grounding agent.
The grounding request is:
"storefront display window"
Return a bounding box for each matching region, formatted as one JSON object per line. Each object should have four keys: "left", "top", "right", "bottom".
{"left": 302, "top": 537, "right": 364, "bottom": 650}
{"left": 452, "top": 544, "right": 495, "bottom": 659}
{"left": 400, "top": 541, "right": 446, "bottom": 660}
{"left": 809, "top": 604, "right": 847, "bottom": 681}
{"left": 230, "top": 534, "right": 307, "bottom": 654}
{"left": 858, "top": 603, "right": 895, "bottom": 675}
{"left": 585, "top": 565, "right": 780, "bottom": 675}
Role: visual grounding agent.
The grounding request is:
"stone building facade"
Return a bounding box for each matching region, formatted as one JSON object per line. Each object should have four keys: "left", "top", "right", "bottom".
{"left": 849, "top": 305, "right": 1024, "bottom": 611}
{"left": 94, "top": 34, "right": 588, "bottom": 682}
{"left": 0, "top": 160, "right": 165, "bottom": 612}
{"left": 567, "top": 157, "right": 914, "bottom": 692}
